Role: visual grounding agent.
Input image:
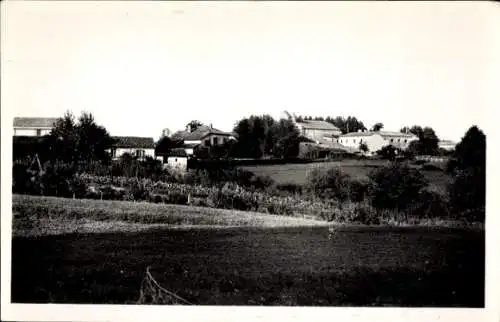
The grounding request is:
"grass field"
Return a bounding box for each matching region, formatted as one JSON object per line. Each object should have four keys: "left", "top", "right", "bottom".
{"left": 11, "top": 195, "right": 484, "bottom": 306}
{"left": 241, "top": 160, "right": 451, "bottom": 193}
{"left": 12, "top": 195, "right": 327, "bottom": 237}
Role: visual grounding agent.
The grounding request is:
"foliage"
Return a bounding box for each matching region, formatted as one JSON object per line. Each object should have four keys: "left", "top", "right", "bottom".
{"left": 376, "top": 145, "right": 398, "bottom": 160}
{"left": 368, "top": 163, "right": 428, "bottom": 211}
{"left": 400, "top": 125, "right": 439, "bottom": 156}
{"left": 155, "top": 136, "right": 183, "bottom": 157}
{"left": 446, "top": 126, "right": 486, "bottom": 222}
{"left": 186, "top": 120, "right": 203, "bottom": 132}
{"left": 359, "top": 142, "right": 369, "bottom": 153}
{"left": 48, "top": 111, "right": 113, "bottom": 164}
{"left": 306, "top": 166, "right": 351, "bottom": 201}
{"left": 371, "top": 123, "right": 384, "bottom": 132}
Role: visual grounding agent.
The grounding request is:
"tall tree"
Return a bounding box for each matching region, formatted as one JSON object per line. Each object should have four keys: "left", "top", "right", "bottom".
{"left": 419, "top": 127, "right": 439, "bottom": 155}
{"left": 447, "top": 126, "right": 486, "bottom": 221}
{"left": 75, "top": 112, "right": 114, "bottom": 163}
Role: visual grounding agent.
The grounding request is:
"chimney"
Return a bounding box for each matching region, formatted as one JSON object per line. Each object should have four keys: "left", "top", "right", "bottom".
{"left": 210, "top": 123, "right": 213, "bottom": 129}
{"left": 186, "top": 124, "right": 191, "bottom": 132}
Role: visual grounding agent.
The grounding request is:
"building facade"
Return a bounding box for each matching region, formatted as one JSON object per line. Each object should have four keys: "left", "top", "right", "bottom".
{"left": 338, "top": 130, "right": 418, "bottom": 155}
{"left": 108, "top": 136, "right": 156, "bottom": 160}
{"left": 172, "top": 125, "right": 235, "bottom": 156}
{"left": 13, "top": 117, "right": 58, "bottom": 136}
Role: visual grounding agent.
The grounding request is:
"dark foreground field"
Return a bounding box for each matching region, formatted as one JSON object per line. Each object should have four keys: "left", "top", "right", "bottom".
{"left": 11, "top": 225, "right": 484, "bottom": 306}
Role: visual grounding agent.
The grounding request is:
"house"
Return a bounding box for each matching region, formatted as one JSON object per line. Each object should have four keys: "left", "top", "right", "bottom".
{"left": 108, "top": 136, "right": 155, "bottom": 160}
{"left": 281, "top": 111, "right": 342, "bottom": 142}
{"left": 338, "top": 130, "right": 419, "bottom": 155}
{"left": 165, "top": 148, "right": 188, "bottom": 171}
{"left": 171, "top": 124, "right": 236, "bottom": 156}
{"left": 438, "top": 140, "right": 457, "bottom": 151}
{"left": 13, "top": 117, "right": 58, "bottom": 136}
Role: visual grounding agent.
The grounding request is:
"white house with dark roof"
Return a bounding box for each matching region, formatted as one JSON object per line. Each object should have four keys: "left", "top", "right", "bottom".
{"left": 338, "top": 130, "right": 418, "bottom": 155}
{"left": 171, "top": 124, "right": 236, "bottom": 156}
{"left": 165, "top": 148, "right": 189, "bottom": 171}
{"left": 13, "top": 117, "right": 58, "bottom": 137}
{"left": 281, "top": 111, "right": 342, "bottom": 142}
{"left": 108, "top": 136, "right": 156, "bottom": 160}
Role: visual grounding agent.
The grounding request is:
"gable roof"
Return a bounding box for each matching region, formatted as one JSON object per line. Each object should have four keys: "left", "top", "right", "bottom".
{"left": 13, "top": 117, "right": 58, "bottom": 128}
{"left": 111, "top": 136, "right": 155, "bottom": 149}
{"left": 180, "top": 125, "right": 233, "bottom": 141}
{"left": 341, "top": 131, "right": 417, "bottom": 139}
{"left": 297, "top": 120, "right": 340, "bottom": 131}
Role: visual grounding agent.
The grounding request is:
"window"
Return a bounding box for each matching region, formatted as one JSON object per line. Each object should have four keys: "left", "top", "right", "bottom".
{"left": 404, "top": 139, "right": 407, "bottom": 143}
{"left": 204, "top": 139, "right": 210, "bottom": 146}
{"left": 390, "top": 139, "right": 394, "bottom": 143}
{"left": 213, "top": 137, "right": 218, "bottom": 145}
{"left": 136, "top": 150, "right": 145, "bottom": 158}
{"left": 36, "top": 129, "right": 41, "bottom": 136}
{"left": 223, "top": 138, "right": 227, "bottom": 144}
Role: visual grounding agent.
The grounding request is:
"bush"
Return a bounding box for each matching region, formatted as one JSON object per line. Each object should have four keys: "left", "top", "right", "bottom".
{"left": 275, "top": 183, "right": 304, "bottom": 195}
{"left": 368, "top": 163, "right": 428, "bottom": 210}
{"left": 306, "top": 166, "right": 351, "bottom": 201}
{"left": 412, "top": 190, "right": 449, "bottom": 218}
{"left": 448, "top": 168, "right": 485, "bottom": 221}
{"left": 348, "top": 179, "right": 369, "bottom": 202}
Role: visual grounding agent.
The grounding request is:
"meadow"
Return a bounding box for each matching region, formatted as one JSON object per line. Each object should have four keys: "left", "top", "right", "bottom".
{"left": 241, "top": 159, "right": 451, "bottom": 193}
{"left": 11, "top": 195, "right": 484, "bottom": 306}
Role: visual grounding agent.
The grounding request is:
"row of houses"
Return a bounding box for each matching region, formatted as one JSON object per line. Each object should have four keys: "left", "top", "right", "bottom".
{"left": 13, "top": 115, "right": 457, "bottom": 165}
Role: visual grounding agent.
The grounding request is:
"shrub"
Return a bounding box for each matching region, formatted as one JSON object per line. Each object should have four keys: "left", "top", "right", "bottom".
{"left": 275, "top": 183, "right": 304, "bottom": 195}
{"left": 448, "top": 168, "right": 485, "bottom": 221}
{"left": 412, "top": 190, "right": 449, "bottom": 218}
{"left": 348, "top": 179, "right": 369, "bottom": 202}
{"left": 368, "top": 163, "right": 428, "bottom": 210}
{"left": 306, "top": 166, "right": 351, "bottom": 201}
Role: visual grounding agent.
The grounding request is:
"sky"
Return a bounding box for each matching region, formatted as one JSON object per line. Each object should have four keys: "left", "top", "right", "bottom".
{"left": 2, "top": 1, "right": 497, "bottom": 142}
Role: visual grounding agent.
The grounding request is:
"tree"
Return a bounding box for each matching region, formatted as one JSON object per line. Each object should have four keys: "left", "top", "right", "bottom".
{"left": 327, "top": 116, "right": 367, "bottom": 134}
{"left": 359, "top": 142, "right": 369, "bottom": 154}
{"left": 419, "top": 127, "right": 439, "bottom": 155}
{"left": 447, "top": 126, "right": 486, "bottom": 221}
{"left": 48, "top": 111, "right": 78, "bottom": 163}
{"left": 371, "top": 123, "right": 384, "bottom": 132}
{"left": 399, "top": 125, "right": 438, "bottom": 155}
{"left": 48, "top": 111, "right": 113, "bottom": 164}
{"left": 75, "top": 112, "right": 114, "bottom": 163}
{"left": 155, "top": 136, "right": 183, "bottom": 157}
{"left": 186, "top": 120, "right": 203, "bottom": 132}
{"left": 376, "top": 145, "right": 397, "bottom": 161}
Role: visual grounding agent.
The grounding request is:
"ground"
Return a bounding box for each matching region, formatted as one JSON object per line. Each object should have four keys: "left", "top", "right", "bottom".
{"left": 10, "top": 195, "right": 484, "bottom": 306}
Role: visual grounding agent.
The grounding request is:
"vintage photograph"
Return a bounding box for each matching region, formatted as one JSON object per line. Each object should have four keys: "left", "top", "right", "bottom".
{"left": 2, "top": 1, "right": 492, "bottom": 319}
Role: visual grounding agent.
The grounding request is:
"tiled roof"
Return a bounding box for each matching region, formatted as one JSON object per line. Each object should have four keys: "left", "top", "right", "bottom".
{"left": 341, "top": 131, "right": 417, "bottom": 139}
{"left": 297, "top": 120, "right": 340, "bottom": 131}
{"left": 13, "top": 117, "right": 58, "bottom": 128}
{"left": 182, "top": 125, "right": 233, "bottom": 141}
{"left": 111, "top": 136, "right": 155, "bottom": 149}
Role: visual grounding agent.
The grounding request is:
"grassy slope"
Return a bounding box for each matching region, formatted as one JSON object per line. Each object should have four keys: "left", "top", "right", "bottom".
{"left": 12, "top": 195, "right": 328, "bottom": 237}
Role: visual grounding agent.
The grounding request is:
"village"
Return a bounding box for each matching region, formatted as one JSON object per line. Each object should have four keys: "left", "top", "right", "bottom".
{"left": 12, "top": 111, "right": 456, "bottom": 172}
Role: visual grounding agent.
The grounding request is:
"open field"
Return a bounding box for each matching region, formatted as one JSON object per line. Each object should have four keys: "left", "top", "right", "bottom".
{"left": 241, "top": 160, "right": 451, "bottom": 193}
{"left": 11, "top": 195, "right": 484, "bottom": 306}
{"left": 11, "top": 225, "right": 484, "bottom": 306}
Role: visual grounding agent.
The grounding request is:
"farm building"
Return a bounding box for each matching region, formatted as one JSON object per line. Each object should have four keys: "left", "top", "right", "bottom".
{"left": 13, "top": 117, "right": 58, "bottom": 137}
{"left": 338, "top": 130, "right": 418, "bottom": 155}
{"left": 281, "top": 111, "right": 342, "bottom": 142}
{"left": 165, "top": 148, "right": 189, "bottom": 171}
{"left": 108, "top": 136, "right": 155, "bottom": 160}
{"left": 171, "top": 124, "right": 236, "bottom": 156}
